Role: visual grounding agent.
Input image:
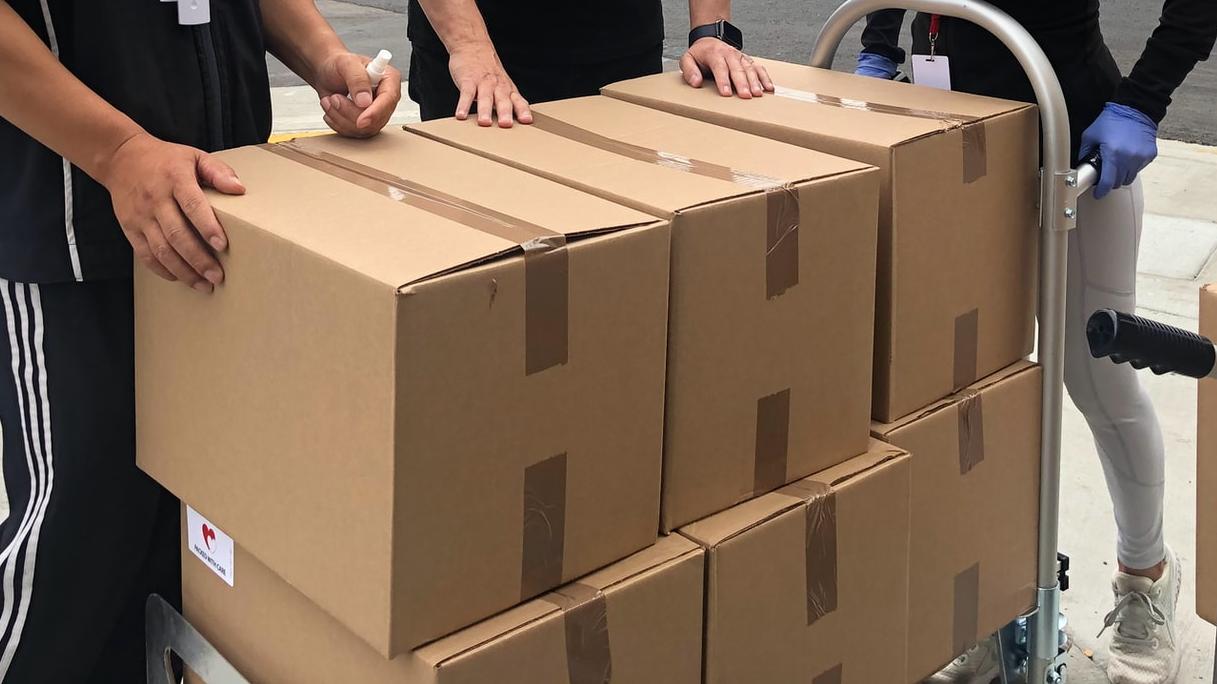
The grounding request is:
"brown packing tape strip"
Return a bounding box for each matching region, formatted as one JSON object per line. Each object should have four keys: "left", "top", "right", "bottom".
{"left": 265, "top": 140, "right": 569, "bottom": 374}
{"left": 543, "top": 582, "right": 613, "bottom": 684}
{"left": 783, "top": 479, "right": 840, "bottom": 626}
{"left": 813, "top": 664, "right": 844, "bottom": 684}
{"left": 522, "top": 453, "right": 568, "bottom": 600}
{"left": 529, "top": 112, "right": 801, "bottom": 301}
{"left": 954, "top": 563, "right": 981, "bottom": 655}
{"left": 953, "top": 308, "right": 979, "bottom": 390}
{"left": 753, "top": 389, "right": 791, "bottom": 495}
{"left": 962, "top": 122, "right": 988, "bottom": 183}
{"left": 773, "top": 85, "right": 980, "bottom": 128}
{"left": 957, "top": 390, "right": 985, "bottom": 475}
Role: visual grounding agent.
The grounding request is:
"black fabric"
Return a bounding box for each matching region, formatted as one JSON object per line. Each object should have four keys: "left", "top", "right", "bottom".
{"left": 409, "top": 43, "right": 663, "bottom": 121}
{"left": 862, "top": 2, "right": 1217, "bottom": 128}
{"left": 0, "top": 1, "right": 272, "bottom": 285}
{"left": 406, "top": 0, "right": 664, "bottom": 65}
{"left": 0, "top": 277, "right": 180, "bottom": 682}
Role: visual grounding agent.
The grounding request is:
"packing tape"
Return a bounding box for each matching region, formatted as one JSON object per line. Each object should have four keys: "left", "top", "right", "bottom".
{"left": 265, "top": 140, "right": 568, "bottom": 375}
{"left": 753, "top": 388, "right": 792, "bottom": 495}
{"left": 529, "top": 112, "right": 801, "bottom": 301}
{"left": 522, "top": 453, "right": 568, "bottom": 600}
{"left": 782, "top": 479, "right": 839, "bottom": 626}
{"left": 953, "top": 308, "right": 979, "bottom": 390}
{"left": 953, "top": 563, "right": 981, "bottom": 655}
{"left": 543, "top": 582, "right": 613, "bottom": 684}
{"left": 957, "top": 390, "right": 985, "bottom": 475}
{"left": 813, "top": 664, "right": 844, "bottom": 684}
{"left": 962, "top": 122, "right": 988, "bottom": 183}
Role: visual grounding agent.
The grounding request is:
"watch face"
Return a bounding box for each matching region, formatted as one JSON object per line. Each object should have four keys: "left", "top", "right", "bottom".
{"left": 720, "top": 20, "right": 743, "bottom": 49}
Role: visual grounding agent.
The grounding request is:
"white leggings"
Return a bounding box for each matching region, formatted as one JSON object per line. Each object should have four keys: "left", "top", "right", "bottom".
{"left": 1063, "top": 178, "right": 1166, "bottom": 570}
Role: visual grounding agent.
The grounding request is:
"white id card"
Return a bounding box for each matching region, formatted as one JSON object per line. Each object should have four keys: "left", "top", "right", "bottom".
{"left": 911, "top": 54, "right": 952, "bottom": 91}
{"left": 177, "top": 0, "right": 210, "bottom": 26}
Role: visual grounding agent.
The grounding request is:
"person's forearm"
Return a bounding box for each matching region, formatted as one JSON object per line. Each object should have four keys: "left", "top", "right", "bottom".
{"left": 1115, "top": 0, "right": 1217, "bottom": 123}
{"left": 0, "top": 2, "right": 143, "bottom": 184}
{"left": 689, "top": 0, "right": 730, "bottom": 29}
{"left": 416, "top": 0, "right": 494, "bottom": 52}
{"left": 260, "top": 0, "right": 348, "bottom": 89}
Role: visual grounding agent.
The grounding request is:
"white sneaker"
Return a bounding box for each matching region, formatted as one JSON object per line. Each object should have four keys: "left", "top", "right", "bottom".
{"left": 1101, "top": 545, "right": 1182, "bottom": 684}
{"left": 922, "top": 635, "right": 1001, "bottom": 684}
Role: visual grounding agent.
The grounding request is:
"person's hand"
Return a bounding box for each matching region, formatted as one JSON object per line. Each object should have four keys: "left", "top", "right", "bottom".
{"left": 448, "top": 40, "right": 531, "bottom": 127}
{"left": 101, "top": 132, "right": 244, "bottom": 292}
{"left": 1079, "top": 102, "right": 1159, "bottom": 199}
{"left": 313, "top": 51, "right": 403, "bottom": 138}
{"left": 680, "top": 37, "right": 774, "bottom": 98}
{"left": 855, "top": 51, "right": 898, "bottom": 79}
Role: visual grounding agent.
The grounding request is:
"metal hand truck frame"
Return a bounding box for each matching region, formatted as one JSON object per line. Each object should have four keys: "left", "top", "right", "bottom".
{"left": 147, "top": 1, "right": 1102, "bottom": 682}
{"left": 811, "top": 1, "right": 1101, "bottom": 681}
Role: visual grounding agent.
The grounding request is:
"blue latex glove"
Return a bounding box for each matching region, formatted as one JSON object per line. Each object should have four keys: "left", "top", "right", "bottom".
{"left": 855, "top": 51, "right": 898, "bottom": 80}
{"left": 1078, "top": 102, "right": 1159, "bottom": 199}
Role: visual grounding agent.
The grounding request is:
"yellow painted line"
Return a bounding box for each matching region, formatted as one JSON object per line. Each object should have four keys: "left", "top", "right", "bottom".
{"left": 266, "top": 130, "right": 332, "bottom": 144}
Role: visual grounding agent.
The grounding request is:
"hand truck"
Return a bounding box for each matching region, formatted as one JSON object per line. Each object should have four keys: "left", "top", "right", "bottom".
{"left": 810, "top": 2, "right": 1099, "bottom": 682}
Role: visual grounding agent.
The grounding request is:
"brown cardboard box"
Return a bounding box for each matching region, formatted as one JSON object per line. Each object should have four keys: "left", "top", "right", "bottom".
{"left": 182, "top": 527, "right": 705, "bottom": 684}
{"left": 136, "top": 130, "right": 672, "bottom": 655}
{"left": 411, "top": 96, "right": 880, "bottom": 532}
{"left": 872, "top": 362, "right": 1041, "bottom": 680}
{"left": 679, "top": 440, "right": 911, "bottom": 684}
{"left": 1198, "top": 284, "right": 1216, "bottom": 624}
{"left": 605, "top": 60, "right": 1039, "bottom": 421}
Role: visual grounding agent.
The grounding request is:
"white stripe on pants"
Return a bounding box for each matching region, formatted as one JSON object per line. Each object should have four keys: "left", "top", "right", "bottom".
{"left": 1063, "top": 178, "right": 1166, "bottom": 570}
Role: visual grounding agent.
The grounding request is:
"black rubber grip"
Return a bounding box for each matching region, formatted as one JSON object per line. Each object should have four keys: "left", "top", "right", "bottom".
{"left": 1087, "top": 309, "right": 1216, "bottom": 379}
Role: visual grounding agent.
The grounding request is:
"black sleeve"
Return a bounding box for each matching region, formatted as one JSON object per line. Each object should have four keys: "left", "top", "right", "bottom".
{"left": 1113, "top": 0, "right": 1217, "bottom": 123}
{"left": 861, "top": 9, "right": 908, "bottom": 64}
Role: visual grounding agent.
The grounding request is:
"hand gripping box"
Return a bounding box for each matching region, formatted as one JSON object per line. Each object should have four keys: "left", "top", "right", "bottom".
{"left": 411, "top": 96, "right": 880, "bottom": 531}
{"left": 136, "top": 130, "right": 671, "bottom": 655}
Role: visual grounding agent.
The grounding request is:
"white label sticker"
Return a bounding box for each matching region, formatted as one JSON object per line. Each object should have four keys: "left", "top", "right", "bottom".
{"left": 912, "top": 54, "right": 952, "bottom": 91}
{"left": 177, "top": 0, "right": 210, "bottom": 26}
{"left": 187, "top": 506, "right": 234, "bottom": 587}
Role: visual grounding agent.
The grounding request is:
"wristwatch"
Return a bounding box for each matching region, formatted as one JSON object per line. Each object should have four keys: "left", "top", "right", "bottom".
{"left": 688, "top": 19, "right": 743, "bottom": 50}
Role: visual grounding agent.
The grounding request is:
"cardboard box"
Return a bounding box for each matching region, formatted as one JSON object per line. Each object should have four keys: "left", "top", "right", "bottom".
{"left": 1198, "top": 284, "right": 1217, "bottom": 624}
{"left": 182, "top": 527, "right": 706, "bottom": 684}
{"left": 678, "top": 440, "right": 911, "bottom": 684}
{"left": 605, "top": 60, "right": 1040, "bottom": 421}
{"left": 136, "top": 130, "right": 673, "bottom": 655}
{"left": 411, "top": 96, "right": 880, "bottom": 531}
{"left": 872, "top": 362, "right": 1041, "bottom": 680}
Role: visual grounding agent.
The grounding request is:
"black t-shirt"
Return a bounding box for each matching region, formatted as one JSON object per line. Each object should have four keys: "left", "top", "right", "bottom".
{"left": 406, "top": 0, "right": 665, "bottom": 64}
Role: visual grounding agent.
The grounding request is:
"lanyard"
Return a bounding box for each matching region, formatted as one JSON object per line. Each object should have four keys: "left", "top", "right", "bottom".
{"left": 928, "top": 13, "right": 941, "bottom": 59}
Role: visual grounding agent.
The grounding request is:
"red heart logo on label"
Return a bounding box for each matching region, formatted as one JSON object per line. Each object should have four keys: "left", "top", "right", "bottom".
{"left": 202, "top": 524, "right": 217, "bottom": 551}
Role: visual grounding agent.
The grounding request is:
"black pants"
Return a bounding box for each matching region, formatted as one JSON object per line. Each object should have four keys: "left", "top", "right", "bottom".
{"left": 408, "top": 45, "right": 664, "bottom": 121}
{"left": 0, "top": 277, "right": 180, "bottom": 683}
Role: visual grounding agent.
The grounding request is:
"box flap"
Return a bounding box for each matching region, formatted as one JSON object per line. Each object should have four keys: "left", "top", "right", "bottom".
{"left": 603, "top": 59, "right": 1033, "bottom": 149}
{"left": 209, "top": 130, "right": 658, "bottom": 291}
{"left": 679, "top": 441, "right": 907, "bottom": 548}
{"left": 409, "top": 96, "right": 872, "bottom": 217}
{"left": 872, "top": 360, "right": 1038, "bottom": 436}
{"left": 414, "top": 536, "right": 700, "bottom": 669}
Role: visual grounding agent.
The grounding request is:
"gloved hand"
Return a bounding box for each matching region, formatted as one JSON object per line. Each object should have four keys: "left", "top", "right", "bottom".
{"left": 855, "top": 51, "right": 898, "bottom": 79}
{"left": 1078, "top": 102, "right": 1159, "bottom": 199}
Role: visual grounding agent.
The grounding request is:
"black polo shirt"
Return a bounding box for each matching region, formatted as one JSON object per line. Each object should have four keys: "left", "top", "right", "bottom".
{"left": 0, "top": 0, "right": 272, "bottom": 284}
{"left": 406, "top": 0, "right": 665, "bottom": 64}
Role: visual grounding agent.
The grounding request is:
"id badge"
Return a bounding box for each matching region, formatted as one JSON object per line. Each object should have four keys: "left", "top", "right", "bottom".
{"left": 176, "top": 0, "right": 210, "bottom": 26}
{"left": 911, "top": 54, "right": 952, "bottom": 91}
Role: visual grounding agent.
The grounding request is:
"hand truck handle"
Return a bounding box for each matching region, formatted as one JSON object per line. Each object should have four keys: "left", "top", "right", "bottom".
{"left": 1087, "top": 309, "right": 1217, "bottom": 379}
{"left": 146, "top": 594, "right": 249, "bottom": 684}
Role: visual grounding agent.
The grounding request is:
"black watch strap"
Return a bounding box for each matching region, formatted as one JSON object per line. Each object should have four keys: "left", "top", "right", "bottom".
{"left": 689, "top": 19, "right": 743, "bottom": 50}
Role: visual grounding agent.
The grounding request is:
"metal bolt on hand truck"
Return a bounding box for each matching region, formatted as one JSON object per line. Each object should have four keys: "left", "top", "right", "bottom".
{"left": 810, "top": 1, "right": 1099, "bottom": 682}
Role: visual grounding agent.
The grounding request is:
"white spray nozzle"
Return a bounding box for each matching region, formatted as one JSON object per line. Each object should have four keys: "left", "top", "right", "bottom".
{"left": 366, "top": 49, "right": 393, "bottom": 88}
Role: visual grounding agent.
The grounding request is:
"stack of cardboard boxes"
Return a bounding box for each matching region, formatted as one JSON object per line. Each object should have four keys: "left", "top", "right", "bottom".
{"left": 1199, "top": 284, "right": 1216, "bottom": 626}
{"left": 136, "top": 59, "right": 1046, "bottom": 683}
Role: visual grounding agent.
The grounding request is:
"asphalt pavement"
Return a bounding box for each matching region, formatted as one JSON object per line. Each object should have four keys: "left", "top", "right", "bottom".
{"left": 285, "top": 0, "right": 1217, "bottom": 145}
